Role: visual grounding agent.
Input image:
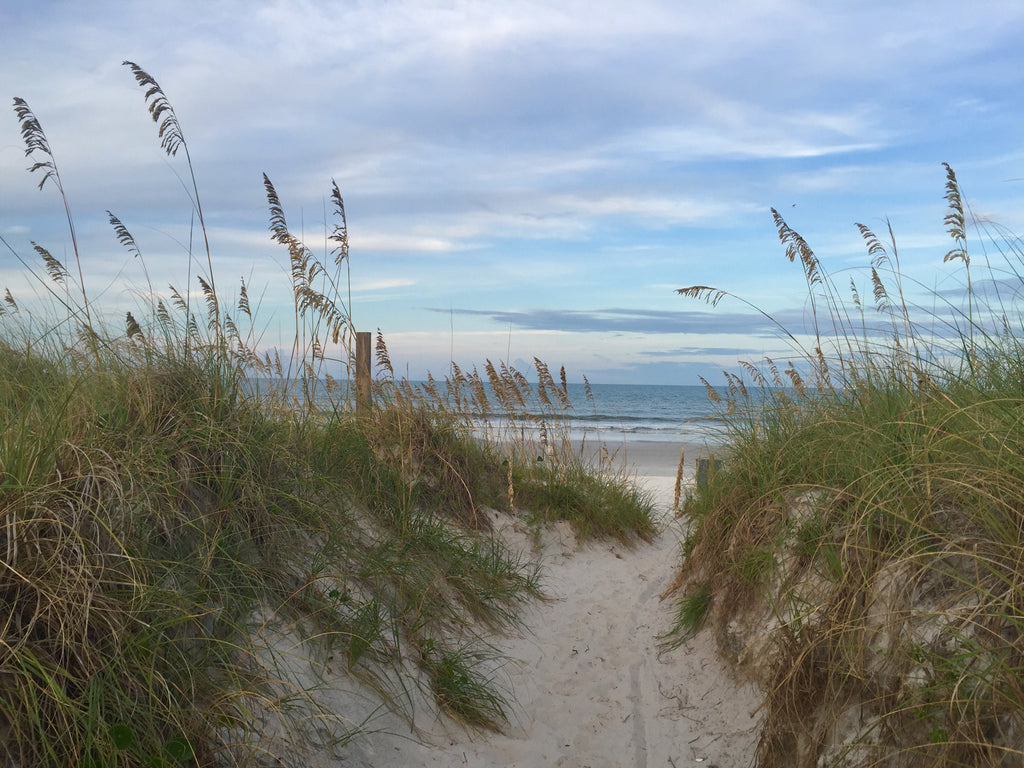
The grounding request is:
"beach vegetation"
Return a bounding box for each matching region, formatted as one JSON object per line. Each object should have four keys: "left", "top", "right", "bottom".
{"left": 0, "top": 65, "right": 654, "bottom": 766}
{"left": 669, "top": 165, "right": 1024, "bottom": 766}
{"left": 512, "top": 459, "right": 657, "bottom": 544}
{"left": 665, "top": 583, "right": 712, "bottom": 645}
{"left": 422, "top": 641, "right": 510, "bottom": 729}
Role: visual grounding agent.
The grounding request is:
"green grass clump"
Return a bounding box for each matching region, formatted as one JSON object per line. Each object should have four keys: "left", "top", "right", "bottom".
{"left": 670, "top": 166, "right": 1024, "bottom": 766}
{"left": 422, "top": 641, "right": 509, "bottom": 730}
{"left": 511, "top": 459, "right": 657, "bottom": 544}
{"left": 0, "top": 65, "right": 654, "bottom": 767}
{"left": 666, "top": 583, "right": 712, "bottom": 645}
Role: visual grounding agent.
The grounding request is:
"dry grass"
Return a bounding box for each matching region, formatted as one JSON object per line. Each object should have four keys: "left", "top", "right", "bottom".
{"left": 669, "top": 166, "right": 1024, "bottom": 767}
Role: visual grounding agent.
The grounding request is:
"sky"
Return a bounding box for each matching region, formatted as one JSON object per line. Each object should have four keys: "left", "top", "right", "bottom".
{"left": 2, "top": 1, "right": 1024, "bottom": 385}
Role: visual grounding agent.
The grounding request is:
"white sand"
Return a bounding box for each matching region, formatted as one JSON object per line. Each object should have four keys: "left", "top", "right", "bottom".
{"left": 331, "top": 439, "right": 762, "bottom": 767}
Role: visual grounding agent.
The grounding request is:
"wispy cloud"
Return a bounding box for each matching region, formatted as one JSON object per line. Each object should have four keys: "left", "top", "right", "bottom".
{"left": 356, "top": 278, "right": 416, "bottom": 292}
{"left": 616, "top": 110, "right": 885, "bottom": 164}
{"left": 353, "top": 232, "right": 466, "bottom": 254}
{"left": 639, "top": 346, "right": 767, "bottom": 358}
{"left": 432, "top": 307, "right": 787, "bottom": 336}
{"left": 542, "top": 194, "right": 739, "bottom": 226}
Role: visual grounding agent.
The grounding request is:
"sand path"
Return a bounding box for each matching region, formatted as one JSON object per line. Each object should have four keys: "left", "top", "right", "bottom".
{"left": 339, "top": 442, "right": 761, "bottom": 767}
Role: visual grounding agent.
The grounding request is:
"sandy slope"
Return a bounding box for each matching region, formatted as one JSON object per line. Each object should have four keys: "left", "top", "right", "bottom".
{"left": 335, "top": 440, "right": 761, "bottom": 767}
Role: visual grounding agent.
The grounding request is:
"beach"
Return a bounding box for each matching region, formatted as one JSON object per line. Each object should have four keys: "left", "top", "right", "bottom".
{"left": 334, "top": 438, "right": 761, "bottom": 767}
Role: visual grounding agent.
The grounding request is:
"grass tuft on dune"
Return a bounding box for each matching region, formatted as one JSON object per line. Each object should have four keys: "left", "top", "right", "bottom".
{"left": 670, "top": 165, "right": 1024, "bottom": 767}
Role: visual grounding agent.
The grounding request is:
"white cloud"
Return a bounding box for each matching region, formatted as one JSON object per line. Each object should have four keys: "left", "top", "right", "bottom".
{"left": 615, "top": 107, "right": 885, "bottom": 163}
{"left": 352, "top": 232, "right": 464, "bottom": 253}
{"left": 355, "top": 278, "right": 415, "bottom": 292}
{"left": 543, "top": 193, "right": 739, "bottom": 225}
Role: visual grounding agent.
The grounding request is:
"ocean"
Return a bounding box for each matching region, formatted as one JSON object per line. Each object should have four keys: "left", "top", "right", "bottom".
{"left": 550, "top": 382, "right": 727, "bottom": 445}
{"left": 263, "top": 378, "right": 732, "bottom": 447}
{"left": 450, "top": 382, "right": 731, "bottom": 448}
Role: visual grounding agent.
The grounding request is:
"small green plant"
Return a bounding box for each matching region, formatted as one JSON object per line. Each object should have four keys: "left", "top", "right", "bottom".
{"left": 793, "top": 515, "right": 844, "bottom": 581}
{"left": 666, "top": 584, "right": 713, "bottom": 646}
{"left": 422, "top": 642, "right": 509, "bottom": 730}
{"left": 735, "top": 546, "right": 774, "bottom": 584}
{"left": 92, "top": 724, "right": 194, "bottom": 768}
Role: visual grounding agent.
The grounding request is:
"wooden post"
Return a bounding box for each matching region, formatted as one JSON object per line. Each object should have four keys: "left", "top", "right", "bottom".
{"left": 355, "top": 331, "right": 372, "bottom": 414}
{"left": 696, "top": 454, "right": 720, "bottom": 491}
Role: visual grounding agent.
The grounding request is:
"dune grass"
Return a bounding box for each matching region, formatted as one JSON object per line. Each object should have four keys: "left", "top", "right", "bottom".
{"left": 0, "top": 65, "right": 655, "bottom": 767}
{"left": 669, "top": 165, "right": 1024, "bottom": 766}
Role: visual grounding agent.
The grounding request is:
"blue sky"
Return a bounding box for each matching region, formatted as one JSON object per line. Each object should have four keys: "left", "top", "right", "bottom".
{"left": 2, "top": 1, "right": 1024, "bottom": 384}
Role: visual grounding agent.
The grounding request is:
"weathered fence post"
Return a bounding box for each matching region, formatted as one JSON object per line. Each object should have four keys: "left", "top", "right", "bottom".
{"left": 696, "top": 454, "right": 720, "bottom": 491}
{"left": 355, "top": 331, "right": 372, "bottom": 414}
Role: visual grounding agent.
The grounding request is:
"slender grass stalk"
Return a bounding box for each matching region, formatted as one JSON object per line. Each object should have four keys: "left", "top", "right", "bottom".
{"left": 123, "top": 62, "right": 219, "bottom": 337}
{"left": 11, "top": 99, "right": 92, "bottom": 335}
